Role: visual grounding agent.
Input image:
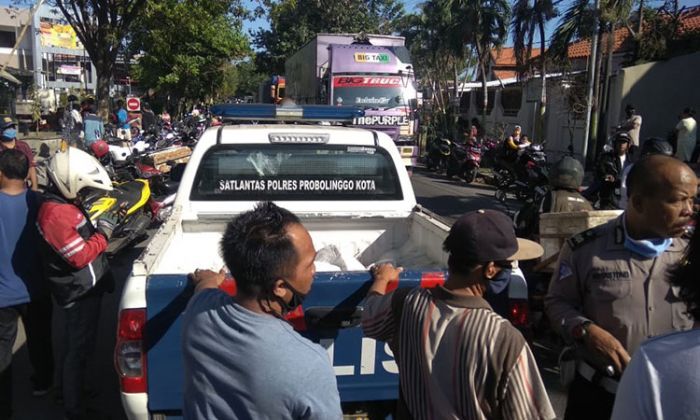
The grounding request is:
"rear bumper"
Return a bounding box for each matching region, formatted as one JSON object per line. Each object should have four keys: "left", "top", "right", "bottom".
{"left": 121, "top": 392, "right": 149, "bottom": 420}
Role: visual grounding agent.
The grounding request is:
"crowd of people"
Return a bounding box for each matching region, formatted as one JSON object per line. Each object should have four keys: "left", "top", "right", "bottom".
{"left": 1, "top": 97, "right": 699, "bottom": 420}
{"left": 185, "top": 151, "right": 699, "bottom": 419}
{"left": 0, "top": 116, "right": 120, "bottom": 419}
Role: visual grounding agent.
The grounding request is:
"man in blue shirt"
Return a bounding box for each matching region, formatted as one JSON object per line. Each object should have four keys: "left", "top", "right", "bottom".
{"left": 0, "top": 149, "right": 53, "bottom": 419}
{"left": 183, "top": 202, "right": 342, "bottom": 420}
{"left": 83, "top": 104, "right": 104, "bottom": 146}
{"left": 116, "top": 99, "right": 131, "bottom": 141}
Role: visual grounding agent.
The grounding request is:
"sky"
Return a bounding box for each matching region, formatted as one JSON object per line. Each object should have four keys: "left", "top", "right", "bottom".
{"left": 2, "top": 0, "right": 698, "bottom": 48}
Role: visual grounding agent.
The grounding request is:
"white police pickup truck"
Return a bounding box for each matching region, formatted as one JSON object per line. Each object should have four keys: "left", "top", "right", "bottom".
{"left": 115, "top": 104, "right": 530, "bottom": 419}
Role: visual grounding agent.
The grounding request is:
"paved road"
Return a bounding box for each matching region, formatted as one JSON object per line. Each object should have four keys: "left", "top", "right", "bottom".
{"left": 10, "top": 167, "right": 567, "bottom": 419}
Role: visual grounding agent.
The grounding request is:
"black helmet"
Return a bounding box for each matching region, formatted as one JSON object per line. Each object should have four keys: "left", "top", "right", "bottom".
{"left": 640, "top": 137, "right": 673, "bottom": 157}
{"left": 550, "top": 156, "right": 584, "bottom": 190}
{"left": 614, "top": 132, "right": 632, "bottom": 144}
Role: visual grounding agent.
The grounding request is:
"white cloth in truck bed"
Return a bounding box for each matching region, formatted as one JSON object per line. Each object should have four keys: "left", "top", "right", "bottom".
{"left": 314, "top": 241, "right": 441, "bottom": 272}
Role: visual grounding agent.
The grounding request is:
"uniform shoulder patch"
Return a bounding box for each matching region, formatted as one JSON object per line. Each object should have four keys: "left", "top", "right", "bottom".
{"left": 566, "top": 227, "right": 600, "bottom": 250}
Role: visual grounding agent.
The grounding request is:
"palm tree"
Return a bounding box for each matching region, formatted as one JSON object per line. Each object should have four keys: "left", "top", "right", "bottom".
{"left": 511, "top": 0, "right": 557, "bottom": 142}
{"left": 446, "top": 0, "right": 511, "bottom": 126}
{"left": 549, "top": 0, "right": 634, "bottom": 158}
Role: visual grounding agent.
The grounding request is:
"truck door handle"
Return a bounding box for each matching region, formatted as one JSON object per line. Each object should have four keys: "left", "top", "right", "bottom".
{"left": 304, "top": 306, "right": 363, "bottom": 329}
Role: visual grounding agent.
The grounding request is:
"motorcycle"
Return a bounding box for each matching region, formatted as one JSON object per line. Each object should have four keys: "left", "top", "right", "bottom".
{"left": 446, "top": 140, "right": 482, "bottom": 183}
{"left": 89, "top": 139, "right": 179, "bottom": 197}
{"left": 84, "top": 179, "right": 154, "bottom": 255}
{"left": 480, "top": 137, "right": 500, "bottom": 169}
{"left": 494, "top": 143, "right": 549, "bottom": 202}
{"left": 425, "top": 137, "right": 452, "bottom": 173}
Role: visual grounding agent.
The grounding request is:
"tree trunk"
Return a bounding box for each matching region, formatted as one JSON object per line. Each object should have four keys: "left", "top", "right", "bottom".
{"left": 476, "top": 43, "right": 488, "bottom": 127}
{"left": 599, "top": 26, "right": 615, "bottom": 143}
{"left": 453, "top": 60, "right": 459, "bottom": 101}
{"left": 589, "top": 25, "right": 605, "bottom": 158}
{"left": 536, "top": 19, "right": 547, "bottom": 142}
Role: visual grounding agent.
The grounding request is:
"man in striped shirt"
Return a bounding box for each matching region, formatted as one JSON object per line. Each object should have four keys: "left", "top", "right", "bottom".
{"left": 362, "top": 209, "right": 555, "bottom": 420}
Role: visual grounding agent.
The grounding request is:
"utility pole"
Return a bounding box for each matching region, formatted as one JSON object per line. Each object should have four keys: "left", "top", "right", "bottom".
{"left": 582, "top": 0, "right": 600, "bottom": 168}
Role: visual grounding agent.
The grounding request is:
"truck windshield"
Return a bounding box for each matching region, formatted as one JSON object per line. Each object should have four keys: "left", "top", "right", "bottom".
{"left": 332, "top": 76, "right": 408, "bottom": 108}
{"left": 191, "top": 144, "right": 403, "bottom": 201}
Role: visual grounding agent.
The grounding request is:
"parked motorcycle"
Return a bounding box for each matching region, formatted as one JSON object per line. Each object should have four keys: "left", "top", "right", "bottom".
{"left": 425, "top": 137, "right": 452, "bottom": 173}
{"left": 480, "top": 137, "right": 500, "bottom": 169}
{"left": 446, "top": 140, "right": 482, "bottom": 183}
{"left": 494, "top": 143, "right": 549, "bottom": 201}
{"left": 84, "top": 179, "right": 153, "bottom": 255}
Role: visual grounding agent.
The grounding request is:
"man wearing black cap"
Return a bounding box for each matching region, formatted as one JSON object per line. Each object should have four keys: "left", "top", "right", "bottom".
{"left": 0, "top": 117, "right": 38, "bottom": 191}
{"left": 595, "top": 132, "right": 632, "bottom": 209}
{"left": 362, "top": 209, "right": 555, "bottom": 420}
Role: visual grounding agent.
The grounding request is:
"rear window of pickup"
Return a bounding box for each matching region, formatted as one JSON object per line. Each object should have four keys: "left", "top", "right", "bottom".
{"left": 190, "top": 144, "right": 403, "bottom": 201}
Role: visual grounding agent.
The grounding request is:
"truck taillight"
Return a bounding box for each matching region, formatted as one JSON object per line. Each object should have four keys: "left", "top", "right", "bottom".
{"left": 509, "top": 300, "right": 529, "bottom": 327}
{"left": 115, "top": 308, "right": 147, "bottom": 393}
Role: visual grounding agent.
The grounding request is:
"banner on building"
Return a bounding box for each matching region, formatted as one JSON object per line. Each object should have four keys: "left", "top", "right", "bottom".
{"left": 57, "top": 65, "right": 82, "bottom": 76}
{"left": 39, "top": 18, "right": 82, "bottom": 50}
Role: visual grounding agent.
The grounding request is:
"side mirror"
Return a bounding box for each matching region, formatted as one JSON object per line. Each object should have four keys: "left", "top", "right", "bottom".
{"left": 408, "top": 98, "right": 418, "bottom": 110}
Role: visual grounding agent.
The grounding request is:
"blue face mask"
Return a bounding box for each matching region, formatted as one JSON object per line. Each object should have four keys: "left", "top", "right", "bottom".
{"left": 624, "top": 236, "right": 672, "bottom": 259}
{"left": 2, "top": 128, "right": 16, "bottom": 140}
{"left": 622, "top": 216, "right": 672, "bottom": 258}
{"left": 488, "top": 268, "right": 512, "bottom": 295}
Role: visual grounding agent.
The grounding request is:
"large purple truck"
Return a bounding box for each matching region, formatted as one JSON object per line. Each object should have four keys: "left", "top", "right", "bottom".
{"left": 286, "top": 33, "right": 419, "bottom": 167}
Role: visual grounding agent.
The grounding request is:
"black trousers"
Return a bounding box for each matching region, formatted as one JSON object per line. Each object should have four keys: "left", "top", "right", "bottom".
{"left": 0, "top": 298, "right": 54, "bottom": 420}
{"left": 564, "top": 373, "right": 616, "bottom": 420}
{"left": 60, "top": 290, "right": 102, "bottom": 420}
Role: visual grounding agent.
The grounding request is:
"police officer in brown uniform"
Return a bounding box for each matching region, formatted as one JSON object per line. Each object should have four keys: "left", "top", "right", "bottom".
{"left": 545, "top": 155, "right": 697, "bottom": 420}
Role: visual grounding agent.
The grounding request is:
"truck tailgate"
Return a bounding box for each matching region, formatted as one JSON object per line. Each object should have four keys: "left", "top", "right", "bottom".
{"left": 144, "top": 269, "right": 445, "bottom": 414}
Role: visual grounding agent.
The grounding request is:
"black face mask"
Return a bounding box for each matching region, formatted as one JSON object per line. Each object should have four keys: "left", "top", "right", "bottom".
{"left": 276, "top": 280, "right": 308, "bottom": 314}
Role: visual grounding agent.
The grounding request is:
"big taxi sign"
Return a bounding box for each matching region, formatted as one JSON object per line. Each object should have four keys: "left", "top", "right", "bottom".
{"left": 353, "top": 53, "right": 390, "bottom": 64}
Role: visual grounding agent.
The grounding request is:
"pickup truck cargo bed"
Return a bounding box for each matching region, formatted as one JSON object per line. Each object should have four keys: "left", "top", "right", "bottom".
{"left": 152, "top": 212, "right": 449, "bottom": 275}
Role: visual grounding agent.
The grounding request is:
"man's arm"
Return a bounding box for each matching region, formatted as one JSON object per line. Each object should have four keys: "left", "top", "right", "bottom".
{"left": 189, "top": 268, "right": 225, "bottom": 293}
{"left": 38, "top": 204, "right": 107, "bottom": 269}
{"left": 361, "top": 264, "right": 404, "bottom": 342}
{"left": 617, "top": 115, "right": 641, "bottom": 131}
{"left": 545, "top": 243, "right": 631, "bottom": 373}
{"left": 28, "top": 166, "right": 38, "bottom": 191}
{"left": 545, "top": 244, "right": 591, "bottom": 339}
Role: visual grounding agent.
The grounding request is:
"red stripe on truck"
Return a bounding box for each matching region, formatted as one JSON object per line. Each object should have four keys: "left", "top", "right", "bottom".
{"left": 420, "top": 272, "right": 445, "bottom": 288}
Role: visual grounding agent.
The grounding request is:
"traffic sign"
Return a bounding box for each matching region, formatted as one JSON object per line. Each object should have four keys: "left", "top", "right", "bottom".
{"left": 126, "top": 96, "right": 141, "bottom": 112}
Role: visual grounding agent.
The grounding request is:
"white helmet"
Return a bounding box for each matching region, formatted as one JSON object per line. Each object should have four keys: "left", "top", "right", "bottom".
{"left": 48, "top": 147, "right": 113, "bottom": 199}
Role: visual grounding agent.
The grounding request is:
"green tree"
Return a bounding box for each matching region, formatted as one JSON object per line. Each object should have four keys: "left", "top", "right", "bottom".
{"left": 398, "top": 0, "right": 472, "bottom": 138}
{"left": 53, "top": 0, "right": 148, "bottom": 118}
{"left": 253, "top": 0, "right": 405, "bottom": 75}
{"left": 549, "top": 0, "right": 634, "bottom": 160}
{"left": 446, "top": 0, "right": 511, "bottom": 125}
{"left": 511, "top": 0, "right": 557, "bottom": 141}
{"left": 233, "top": 59, "right": 267, "bottom": 97}
{"left": 130, "top": 0, "right": 248, "bottom": 114}
{"left": 634, "top": 1, "right": 700, "bottom": 63}
{"left": 28, "top": 83, "right": 41, "bottom": 133}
